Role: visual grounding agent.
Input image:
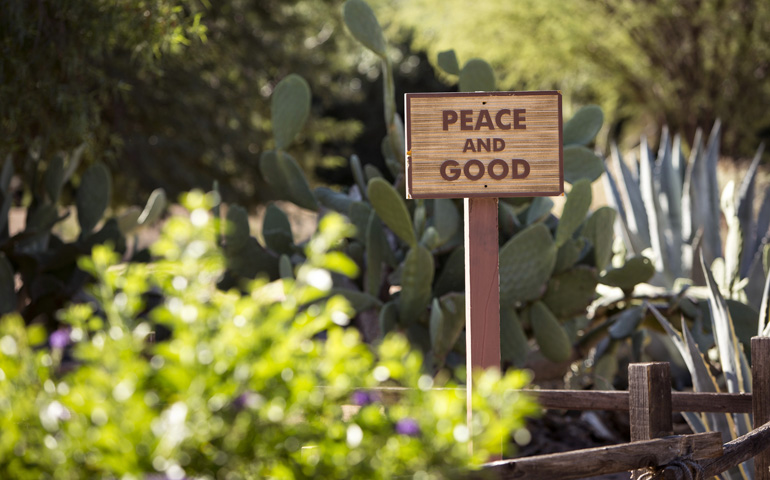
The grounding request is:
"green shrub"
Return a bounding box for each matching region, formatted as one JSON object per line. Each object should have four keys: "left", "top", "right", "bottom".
{"left": 0, "top": 191, "right": 537, "bottom": 479}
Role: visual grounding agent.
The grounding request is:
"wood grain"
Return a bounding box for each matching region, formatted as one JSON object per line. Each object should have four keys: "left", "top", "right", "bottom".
{"left": 532, "top": 390, "right": 753, "bottom": 413}
{"left": 629, "top": 363, "right": 673, "bottom": 479}
{"left": 464, "top": 197, "right": 500, "bottom": 444}
{"left": 405, "top": 91, "right": 562, "bottom": 199}
{"left": 700, "top": 419, "right": 770, "bottom": 479}
{"left": 753, "top": 337, "right": 770, "bottom": 479}
{"left": 475, "top": 432, "right": 723, "bottom": 480}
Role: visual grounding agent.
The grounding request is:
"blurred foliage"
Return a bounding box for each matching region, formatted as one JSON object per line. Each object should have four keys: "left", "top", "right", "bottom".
{"left": 371, "top": 0, "right": 770, "bottom": 156}
{"left": 0, "top": 192, "right": 538, "bottom": 478}
{"left": 0, "top": 0, "right": 381, "bottom": 206}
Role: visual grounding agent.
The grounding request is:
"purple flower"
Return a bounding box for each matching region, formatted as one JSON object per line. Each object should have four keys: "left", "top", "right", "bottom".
{"left": 49, "top": 329, "right": 70, "bottom": 349}
{"left": 395, "top": 418, "right": 420, "bottom": 437}
{"left": 351, "top": 390, "right": 377, "bottom": 406}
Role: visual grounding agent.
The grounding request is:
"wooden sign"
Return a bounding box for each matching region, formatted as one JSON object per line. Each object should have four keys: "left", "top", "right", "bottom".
{"left": 404, "top": 91, "right": 563, "bottom": 199}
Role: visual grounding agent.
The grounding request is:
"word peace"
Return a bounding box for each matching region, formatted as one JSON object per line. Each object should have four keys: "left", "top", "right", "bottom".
{"left": 442, "top": 109, "right": 527, "bottom": 131}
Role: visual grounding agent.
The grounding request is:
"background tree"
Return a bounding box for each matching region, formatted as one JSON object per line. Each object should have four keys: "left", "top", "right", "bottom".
{"left": 372, "top": 0, "right": 770, "bottom": 156}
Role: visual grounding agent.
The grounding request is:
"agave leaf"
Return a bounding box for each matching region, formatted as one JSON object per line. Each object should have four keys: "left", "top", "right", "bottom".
{"left": 563, "top": 105, "right": 603, "bottom": 147}
{"left": 639, "top": 136, "right": 669, "bottom": 280}
{"left": 368, "top": 177, "right": 416, "bottom": 247}
{"left": 501, "top": 307, "right": 529, "bottom": 367}
{"left": 703, "top": 121, "right": 723, "bottom": 263}
{"left": 437, "top": 49, "right": 460, "bottom": 75}
{"left": 76, "top": 162, "right": 111, "bottom": 238}
{"left": 271, "top": 74, "right": 311, "bottom": 151}
{"left": 499, "top": 223, "right": 557, "bottom": 304}
{"left": 608, "top": 305, "right": 644, "bottom": 339}
{"left": 563, "top": 146, "right": 604, "bottom": 184}
{"left": 738, "top": 143, "right": 766, "bottom": 277}
{"left": 612, "top": 144, "right": 651, "bottom": 250}
{"left": 681, "top": 128, "right": 703, "bottom": 243}
{"left": 555, "top": 179, "right": 591, "bottom": 247}
{"left": 342, "top": 0, "right": 387, "bottom": 58}
{"left": 263, "top": 204, "right": 295, "bottom": 255}
{"left": 760, "top": 271, "right": 770, "bottom": 335}
{"left": 458, "top": 58, "right": 495, "bottom": 92}
{"left": 260, "top": 151, "right": 319, "bottom": 211}
{"left": 722, "top": 181, "right": 743, "bottom": 289}
{"left": 531, "top": 301, "right": 572, "bottom": 363}
{"left": 657, "top": 127, "right": 683, "bottom": 278}
{"left": 399, "top": 244, "right": 434, "bottom": 325}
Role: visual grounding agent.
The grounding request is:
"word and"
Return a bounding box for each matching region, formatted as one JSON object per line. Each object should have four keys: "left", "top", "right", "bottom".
{"left": 440, "top": 159, "right": 531, "bottom": 181}
{"left": 442, "top": 109, "right": 526, "bottom": 131}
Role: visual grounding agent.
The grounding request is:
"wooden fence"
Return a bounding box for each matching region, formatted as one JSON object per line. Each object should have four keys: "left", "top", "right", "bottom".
{"left": 474, "top": 336, "right": 770, "bottom": 479}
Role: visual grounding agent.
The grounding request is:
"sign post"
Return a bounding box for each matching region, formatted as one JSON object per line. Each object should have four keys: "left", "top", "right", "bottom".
{"left": 404, "top": 91, "right": 563, "bottom": 451}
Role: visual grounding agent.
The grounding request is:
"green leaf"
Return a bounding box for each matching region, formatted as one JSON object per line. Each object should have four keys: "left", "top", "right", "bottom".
{"left": 525, "top": 197, "right": 554, "bottom": 225}
{"left": 271, "top": 74, "right": 311, "bottom": 151}
{"left": 608, "top": 306, "right": 644, "bottom": 339}
{"left": 0, "top": 253, "right": 15, "bottom": 315}
{"left": 430, "top": 293, "right": 465, "bottom": 362}
{"left": 499, "top": 223, "right": 557, "bottom": 304}
{"left": 137, "top": 188, "right": 167, "bottom": 226}
{"left": 350, "top": 155, "right": 367, "bottom": 199}
{"left": 583, "top": 206, "right": 617, "bottom": 271}
{"left": 365, "top": 212, "right": 387, "bottom": 296}
{"left": 437, "top": 49, "right": 460, "bottom": 75}
{"left": 564, "top": 145, "right": 604, "bottom": 184}
{"left": 259, "top": 151, "right": 318, "bottom": 211}
{"left": 367, "top": 177, "right": 415, "bottom": 247}
{"left": 599, "top": 256, "right": 655, "bottom": 290}
{"left": 43, "top": 156, "right": 64, "bottom": 203}
{"left": 263, "top": 204, "right": 294, "bottom": 255}
{"left": 279, "top": 254, "right": 293, "bottom": 279}
{"left": 501, "top": 308, "right": 529, "bottom": 367}
{"left": 225, "top": 205, "right": 251, "bottom": 252}
{"left": 542, "top": 266, "right": 597, "bottom": 319}
{"left": 330, "top": 288, "right": 382, "bottom": 312}
{"left": 459, "top": 58, "right": 495, "bottom": 92}
{"left": 434, "top": 246, "right": 465, "bottom": 297}
{"left": 76, "top": 162, "right": 111, "bottom": 238}
{"left": 379, "top": 301, "right": 399, "bottom": 337}
{"left": 399, "top": 244, "right": 434, "bottom": 325}
{"left": 349, "top": 201, "right": 372, "bottom": 243}
{"left": 531, "top": 301, "right": 572, "bottom": 363}
{"left": 1, "top": 155, "right": 14, "bottom": 194}
{"left": 315, "top": 187, "right": 354, "bottom": 214}
{"left": 555, "top": 179, "right": 592, "bottom": 247}
{"left": 563, "top": 105, "right": 603, "bottom": 146}
{"left": 433, "top": 198, "right": 459, "bottom": 244}
{"left": 553, "top": 237, "right": 585, "bottom": 273}
{"left": 342, "top": 0, "right": 387, "bottom": 57}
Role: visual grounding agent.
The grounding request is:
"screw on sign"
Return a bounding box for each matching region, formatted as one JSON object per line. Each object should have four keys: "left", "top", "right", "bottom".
{"left": 404, "top": 91, "right": 563, "bottom": 453}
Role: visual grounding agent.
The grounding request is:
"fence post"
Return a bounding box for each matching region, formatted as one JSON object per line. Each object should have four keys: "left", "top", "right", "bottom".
{"left": 629, "top": 362, "right": 673, "bottom": 479}
{"left": 753, "top": 337, "right": 770, "bottom": 480}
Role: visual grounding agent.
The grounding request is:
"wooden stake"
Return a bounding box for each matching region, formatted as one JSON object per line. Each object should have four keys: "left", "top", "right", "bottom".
{"left": 464, "top": 197, "right": 501, "bottom": 444}
{"left": 629, "top": 362, "right": 672, "bottom": 479}
{"left": 752, "top": 337, "right": 770, "bottom": 480}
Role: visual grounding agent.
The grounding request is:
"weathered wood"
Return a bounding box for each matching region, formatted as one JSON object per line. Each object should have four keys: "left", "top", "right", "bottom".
{"left": 531, "top": 390, "right": 753, "bottom": 414}
{"left": 405, "top": 92, "right": 563, "bottom": 199}
{"left": 630, "top": 363, "right": 673, "bottom": 479}
{"left": 629, "top": 363, "right": 673, "bottom": 440}
{"left": 753, "top": 337, "right": 770, "bottom": 479}
{"left": 699, "top": 420, "right": 770, "bottom": 479}
{"left": 476, "top": 432, "right": 722, "bottom": 480}
{"left": 464, "top": 197, "right": 500, "bottom": 453}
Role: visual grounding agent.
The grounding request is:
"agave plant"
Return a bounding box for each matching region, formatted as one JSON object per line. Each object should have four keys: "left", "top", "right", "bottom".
{"left": 650, "top": 251, "right": 762, "bottom": 479}
{"left": 604, "top": 121, "right": 767, "bottom": 306}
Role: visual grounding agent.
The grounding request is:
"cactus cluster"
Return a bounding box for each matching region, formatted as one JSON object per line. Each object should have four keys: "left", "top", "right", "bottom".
{"left": 215, "top": 0, "right": 661, "bottom": 373}
{"left": 0, "top": 150, "right": 166, "bottom": 328}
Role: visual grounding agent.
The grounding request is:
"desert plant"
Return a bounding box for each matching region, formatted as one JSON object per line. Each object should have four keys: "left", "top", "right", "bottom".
{"left": 0, "top": 150, "right": 166, "bottom": 330}
{"left": 0, "top": 191, "right": 538, "bottom": 479}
